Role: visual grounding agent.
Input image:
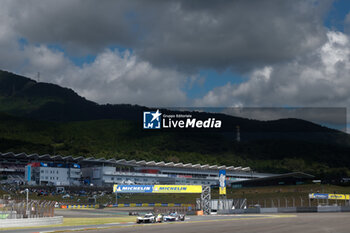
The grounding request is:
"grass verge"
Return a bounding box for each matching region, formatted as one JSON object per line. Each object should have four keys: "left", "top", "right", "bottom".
{"left": 0, "top": 216, "right": 136, "bottom": 231}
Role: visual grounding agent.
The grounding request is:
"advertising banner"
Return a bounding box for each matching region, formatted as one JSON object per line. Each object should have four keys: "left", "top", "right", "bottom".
{"left": 309, "top": 193, "right": 350, "bottom": 200}
{"left": 309, "top": 193, "right": 329, "bottom": 199}
{"left": 328, "top": 194, "right": 349, "bottom": 200}
{"left": 153, "top": 185, "right": 202, "bottom": 193}
{"left": 113, "top": 185, "right": 202, "bottom": 193}
{"left": 26, "top": 165, "right": 31, "bottom": 182}
{"left": 113, "top": 185, "right": 154, "bottom": 193}
{"left": 219, "top": 170, "right": 226, "bottom": 195}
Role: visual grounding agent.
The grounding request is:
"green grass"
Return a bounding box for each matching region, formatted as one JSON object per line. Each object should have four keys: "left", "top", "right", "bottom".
{"left": 61, "top": 217, "right": 136, "bottom": 226}
{"left": 0, "top": 216, "right": 137, "bottom": 230}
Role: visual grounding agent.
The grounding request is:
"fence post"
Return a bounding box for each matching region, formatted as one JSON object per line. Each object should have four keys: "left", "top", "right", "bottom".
{"left": 300, "top": 197, "right": 303, "bottom": 207}
{"left": 309, "top": 197, "right": 311, "bottom": 207}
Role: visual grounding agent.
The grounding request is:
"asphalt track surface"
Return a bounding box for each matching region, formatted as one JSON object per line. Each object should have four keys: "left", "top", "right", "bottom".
{"left": 3, "top": 212, "right": 350, "bottom": 233}
{"left": 56, "top": 208, "right": 153, "bottom": 218}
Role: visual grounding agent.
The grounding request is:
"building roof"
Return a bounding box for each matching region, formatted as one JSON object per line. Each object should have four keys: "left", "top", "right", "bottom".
{"left": 0, "top": 152, "right": 251, "bottom": 172}
{"left": 231, "top": 172, "right": 314, "bottom": 185}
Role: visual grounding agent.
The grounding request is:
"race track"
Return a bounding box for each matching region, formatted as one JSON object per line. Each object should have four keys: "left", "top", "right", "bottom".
{"left": 76, "top": 213, "right": 350, "bottom": 233}
{"left": 3, "top": 212, "right": 350, "bottom": 233}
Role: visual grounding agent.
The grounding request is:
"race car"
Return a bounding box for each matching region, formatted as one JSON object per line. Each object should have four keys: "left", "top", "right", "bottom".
{"left": 155, "top": 213, "right": 164, "bottom": 223}
{"left": 136, "top": 213, "right": 163, "bottom": 224}
{"left": 163, "top": 212, "right": 185, "bottom": 222}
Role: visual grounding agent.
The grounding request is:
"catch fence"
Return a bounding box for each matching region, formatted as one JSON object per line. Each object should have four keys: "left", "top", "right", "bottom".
{"left": 0, "top": 199, "right": 55, "bottom": 219}
{"left": 153, "top": 206, "right": 193, "bottom": 214}
{"left": 248, "top": 196, "right": 350, "bottom": 208}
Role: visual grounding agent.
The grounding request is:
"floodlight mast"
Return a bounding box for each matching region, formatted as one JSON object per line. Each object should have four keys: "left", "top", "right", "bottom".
{"left": 201, "top": 185, "right": 211, "bottom": 215}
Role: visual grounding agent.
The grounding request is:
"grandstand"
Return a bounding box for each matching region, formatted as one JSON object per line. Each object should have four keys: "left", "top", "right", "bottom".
{"left": 0, "top": 152, "right": 310, "bottom": 187}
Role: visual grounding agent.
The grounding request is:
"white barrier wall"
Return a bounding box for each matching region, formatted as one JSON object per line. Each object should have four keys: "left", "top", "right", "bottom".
{"left": 0, "top": 216, "right": 63, "bottom": 228}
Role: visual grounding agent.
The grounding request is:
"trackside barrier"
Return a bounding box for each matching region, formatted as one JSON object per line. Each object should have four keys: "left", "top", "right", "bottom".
{"left": 221, "top": 206, "right": 350, "bottom": 214}
{"left": 296, "top": 207, "right": 317, "bottom": 212}
{"left": 0, "top": 216, "right": 63, "bottom": 228}
{"left": 153, "top": 206, "right": 192, "bottom": 215}
{"left": 228, "top": 209, "right": 245, "bottom": 214}
{"left": 227, "top": 208, "right": 259, "bottom": 214}
{"left": 217, "top": 209, "right": 231, "bottom": 214}
{"left": 108, "top": 203, "right": 192, "bottom": 207}
{"left": 260, "top": 208, "right": 278, "bottom": 213}
{"left": 277, "top": 207, "right": 296, "bottom": 213}
{"left": 317, "top": 206, "right": 341, "bottom": 212}
{"left": 61, "top": 204, "right": 99, "bottom": 209}
{"left": 341, "top": 206, "right": 350, "bottom": 212}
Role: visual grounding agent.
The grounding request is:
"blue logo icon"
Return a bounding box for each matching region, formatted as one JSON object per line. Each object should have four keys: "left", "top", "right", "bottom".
{"left": 143, "top": 110, "right": 162, "bottom": 129}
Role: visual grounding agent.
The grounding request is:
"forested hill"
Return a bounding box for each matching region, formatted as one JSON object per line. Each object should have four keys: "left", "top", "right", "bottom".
{"left": 1, "top": 69, "right": 350, "bottom": 181}
{"left": 0, "top": 70, "right": 148, "bottom": 121}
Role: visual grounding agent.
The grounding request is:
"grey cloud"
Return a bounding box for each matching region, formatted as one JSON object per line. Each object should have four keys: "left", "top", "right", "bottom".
{"left": 18, "top": 48, "right": 188, "bottom": 107}
{"left": 2, "top": 0, "right": 347, "bottom": 110}
{"left": 139, "top": 0, "right": 331, "bottom": 72}
{"left": 195, "top": 31, "right": 350, "bottom": 109}
{"left": 2, "top": 0, "right": 332, "bottom": 71}
{"left": 9, "top": 0, "right": 138, "bottom": 55}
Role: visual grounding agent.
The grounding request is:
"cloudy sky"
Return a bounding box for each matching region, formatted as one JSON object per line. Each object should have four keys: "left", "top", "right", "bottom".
{"left": 1, "top": 0, "right": 350, "bottom": 110}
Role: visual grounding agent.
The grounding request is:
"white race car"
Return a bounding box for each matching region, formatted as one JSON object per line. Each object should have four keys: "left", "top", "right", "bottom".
{"left": 163, "top": 212, "right": 185, "bottom": 222}
{"left": 136, "top": 213, "right": 163, "bottom": 224}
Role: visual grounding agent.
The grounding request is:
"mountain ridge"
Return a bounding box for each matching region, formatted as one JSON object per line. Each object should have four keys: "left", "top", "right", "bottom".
{"left": 1, "top": 69, "right": 350, "bottom": 181}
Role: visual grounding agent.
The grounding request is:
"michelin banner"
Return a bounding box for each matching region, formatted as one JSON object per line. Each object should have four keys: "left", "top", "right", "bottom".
{"left": 113, "top": 185, "right": 153, "bottom": 193}
{"left": 113, "top": 185, "right": 202, "bottom": 194}
{"left": 329, "top": 194, "right": 349, "bottom": 200}
{"left": 219, "top": 170, "right": 226, "bottom": 195}
{"left": 309, "top": 193, "right": 350, "bottom": 200}
{"left": 153, "top": 185, "right": 202, "bottom": 193}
